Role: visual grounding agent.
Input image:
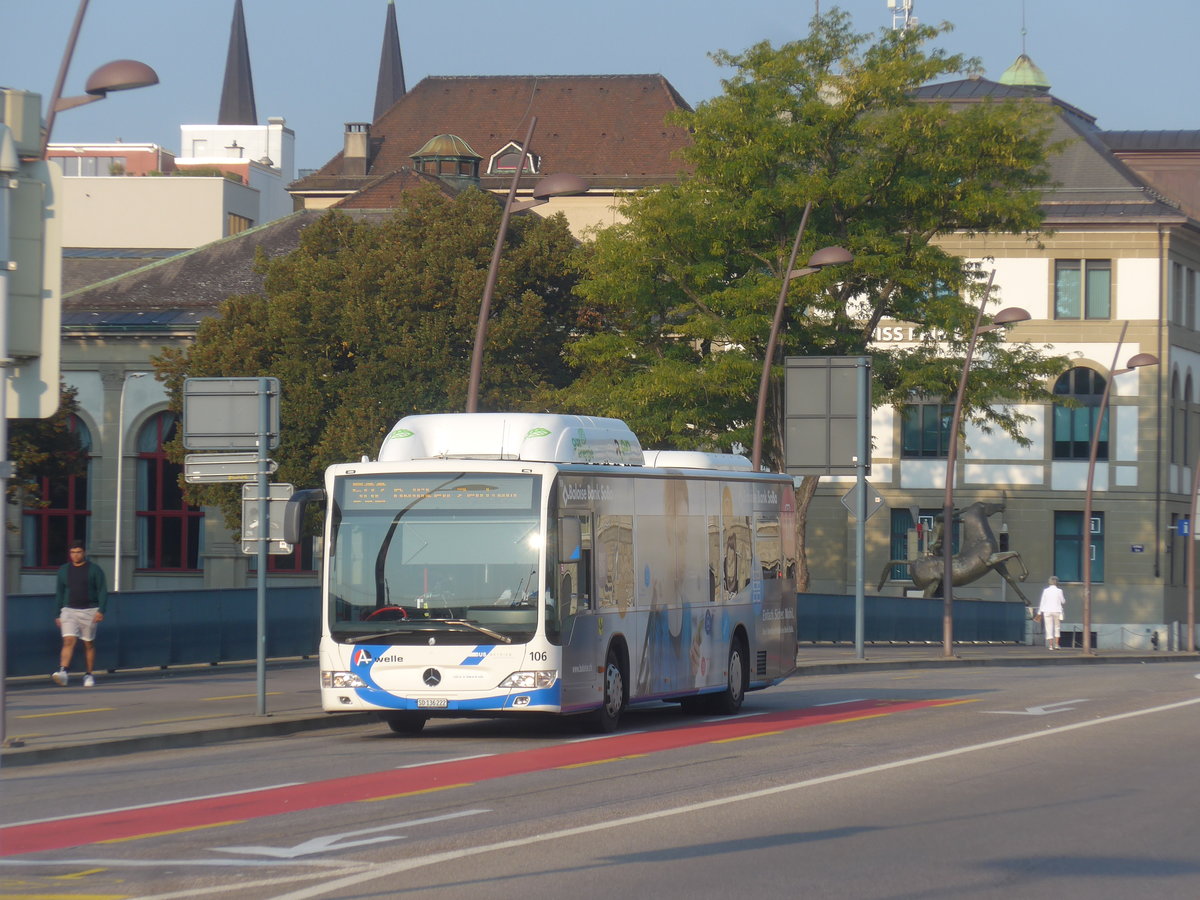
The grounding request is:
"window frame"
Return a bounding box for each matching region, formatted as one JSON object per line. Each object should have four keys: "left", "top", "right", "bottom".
{"left": 135, "top": 412, "right": 204, "bottom": 572}
{"left": 901, "top": 402, "right": 953, "bottom": 459}
{"left": 1054, "top": 258, "right": 1112, "bottom": 321}
{"left": 1053, "top": 367, "right": 1108, "bottom": 461}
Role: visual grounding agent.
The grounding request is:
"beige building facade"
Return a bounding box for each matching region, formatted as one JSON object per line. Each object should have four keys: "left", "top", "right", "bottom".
{"left": 803, "top": 76, "right": 1200, "bottom": 649}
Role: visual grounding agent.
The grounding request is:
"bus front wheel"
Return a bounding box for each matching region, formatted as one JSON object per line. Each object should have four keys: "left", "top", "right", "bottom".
{"left": 380, "top": 711, "right": 428, "bottom": 735}
{"left": 587, "top": 649, "right": 625, "bottom": 733}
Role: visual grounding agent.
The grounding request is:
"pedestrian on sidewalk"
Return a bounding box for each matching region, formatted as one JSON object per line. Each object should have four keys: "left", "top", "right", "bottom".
{"left": 53, "top": 540, "right": 108, "bottom": 687}
{"left": 1038, "top": 576, "right": 1066, "bottom": 650}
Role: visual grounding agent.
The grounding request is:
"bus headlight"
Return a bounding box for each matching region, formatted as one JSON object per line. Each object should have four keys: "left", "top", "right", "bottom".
{"left": 499, "top": 671, "right": 557, "bottom": 689}
{"left": 322, "top": 670, "right": 368, "bottom": 689}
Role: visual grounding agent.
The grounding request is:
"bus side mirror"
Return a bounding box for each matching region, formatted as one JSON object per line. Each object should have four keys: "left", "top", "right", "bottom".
{"left": 559, "top": 516, "right": 581, "bottom": 560}
{"left": 283, "top": 488, "right": 327, "bottom": 545}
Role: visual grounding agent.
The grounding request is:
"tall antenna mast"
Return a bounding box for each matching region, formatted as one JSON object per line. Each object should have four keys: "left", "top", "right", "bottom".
{"left": 887, "top": 0, "right": 916, "bottom": 30}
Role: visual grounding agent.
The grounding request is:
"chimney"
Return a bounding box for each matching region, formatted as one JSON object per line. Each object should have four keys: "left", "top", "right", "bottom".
{"left": 343, "top": 123, "right": 370, "bottom": 176}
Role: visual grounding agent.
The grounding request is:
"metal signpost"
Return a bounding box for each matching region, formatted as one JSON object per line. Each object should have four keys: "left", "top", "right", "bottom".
{"left": 183, "top": 377, "right": 280, "bottom": 715}
{"left": 785, "top": 356, "right": 875, "bottom": 658}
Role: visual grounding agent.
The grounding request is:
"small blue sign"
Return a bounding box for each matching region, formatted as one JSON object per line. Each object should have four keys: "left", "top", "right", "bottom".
{"left": 1179, "top": 518, "right": 1191, "bottom": 537}
{"left": 1131, "top": 545, "right": 1145, "bottom": 553}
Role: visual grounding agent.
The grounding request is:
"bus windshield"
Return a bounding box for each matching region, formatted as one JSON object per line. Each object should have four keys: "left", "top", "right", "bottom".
{"left": 328, "top": 472, "right": 543, "bottom": 644}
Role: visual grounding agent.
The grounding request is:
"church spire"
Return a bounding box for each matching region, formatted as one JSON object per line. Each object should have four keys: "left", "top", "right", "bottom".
{"left": 218, "top": 0, "right": 258, "bottom": 125}
{"left": 373, "top": 0, "right": 406, "bottom": 122}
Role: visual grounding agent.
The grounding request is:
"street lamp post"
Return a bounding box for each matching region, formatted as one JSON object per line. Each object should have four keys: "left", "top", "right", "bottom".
{"left": 750, "top": 201, "right": 853, "bottom": 471}
{"left": 40, "top": 1, "right": 159, "bottom": 157}
{"left": 1, "top": 0, "right": 157, "bottom": 749}
{"left": 1081, "top": 321, "right": 1157, "bottom": 654}
{"left": 464, "top": 116, "right": 588, "bottom": 413}
{"left": 941, "top": 271, "right": 1030, "bottom": 657}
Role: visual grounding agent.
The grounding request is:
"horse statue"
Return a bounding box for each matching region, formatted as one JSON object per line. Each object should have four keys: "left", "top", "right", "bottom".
{"left": 877, "top": 498, "right": 1030, "bottom": 604}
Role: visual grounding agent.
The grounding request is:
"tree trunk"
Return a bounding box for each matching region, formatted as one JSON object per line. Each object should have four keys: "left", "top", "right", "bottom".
{"left": 793, "top": 474, "right": 822, "bottom": 593}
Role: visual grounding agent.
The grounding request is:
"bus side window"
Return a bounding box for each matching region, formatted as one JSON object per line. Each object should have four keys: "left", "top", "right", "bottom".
{"left": 558, "top": 514, "right": 593, "bottom": 614}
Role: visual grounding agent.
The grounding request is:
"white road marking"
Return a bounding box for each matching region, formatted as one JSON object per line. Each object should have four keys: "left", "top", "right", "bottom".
{"left": 17, "top": 696, "right": 1200, "bottom": 899}
{"left": 983, "top": 699, "right": 1090, "bottom": 716}
{"left": 2, "top": 784, "right": 304, "bottom": 829}
{"left": 212, "top": 810, "right": 489, "bottom": 859}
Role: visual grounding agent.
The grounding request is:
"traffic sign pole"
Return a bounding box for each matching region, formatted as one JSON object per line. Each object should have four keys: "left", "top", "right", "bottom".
{"left": 255, "top": 378, "right": 271, "bottom": 716}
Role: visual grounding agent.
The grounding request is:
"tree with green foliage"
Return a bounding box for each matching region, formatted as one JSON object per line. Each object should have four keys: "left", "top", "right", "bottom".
{"left": 551, "top": 10, "right": 1068, "bottom": 588}
{"left": 154, "top": 183, "right": 582, "bottom": 529}
{"left": 8, "top": 384, "right": 85, "bottom": 507}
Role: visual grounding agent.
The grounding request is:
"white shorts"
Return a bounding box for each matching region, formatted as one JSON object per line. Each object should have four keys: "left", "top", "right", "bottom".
{"left": 59, "top": 607, "right": 100, "bottom": 642}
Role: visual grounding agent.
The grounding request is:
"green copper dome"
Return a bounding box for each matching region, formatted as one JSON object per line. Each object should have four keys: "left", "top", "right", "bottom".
{"left": 998, "top": 54, "right": 1050, "bottom": 91}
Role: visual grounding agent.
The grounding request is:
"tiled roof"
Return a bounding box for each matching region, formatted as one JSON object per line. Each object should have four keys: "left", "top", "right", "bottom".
{"left": 62, "top": 210, "right": 392, "bottom": 325}
{"left": 290, "top": 74, "right": 693, "bottom": 195}
{"left": 1100, "top": 131, "right": 1200, "bottom": 153}
{"left": 331, "top": 167, "right": 457, "bottom": 209}
{"left": 914, "top": 76, "right": 1196, "bottom": 229}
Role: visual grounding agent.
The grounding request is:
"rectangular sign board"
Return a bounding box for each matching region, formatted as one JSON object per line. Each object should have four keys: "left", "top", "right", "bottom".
{"left": 184, "top": 453, "right": 277, "bottom": 484}
{"left": 183, "top": 377, "right": 280, "bottom": 451}
{"left": 783, "top": 356, "right": 871, "bottom": 477}
{"left": 241, "top": 482, "right": 294, "bottom": 555}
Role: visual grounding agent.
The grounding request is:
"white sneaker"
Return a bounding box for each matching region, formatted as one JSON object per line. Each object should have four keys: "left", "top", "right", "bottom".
{"left": 52, "top": 669, "right": 68, "bottom": 686}
{"left": 83, "top": 674, "right": 95, "bottom": 687}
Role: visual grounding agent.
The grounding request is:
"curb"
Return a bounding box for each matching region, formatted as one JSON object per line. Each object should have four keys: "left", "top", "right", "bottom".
{"left": 1, "top": 712, "right": 377, "bottom": 768}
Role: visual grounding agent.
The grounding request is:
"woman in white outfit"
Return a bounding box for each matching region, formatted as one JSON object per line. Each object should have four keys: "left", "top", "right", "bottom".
{"left": 1038, "top": 576, "right": 1066, "bottom": 650}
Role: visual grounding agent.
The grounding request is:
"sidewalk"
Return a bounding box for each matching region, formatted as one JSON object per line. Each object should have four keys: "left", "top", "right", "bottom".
{"left": 3, "top": 646, "right": 1196, "bottom": 767}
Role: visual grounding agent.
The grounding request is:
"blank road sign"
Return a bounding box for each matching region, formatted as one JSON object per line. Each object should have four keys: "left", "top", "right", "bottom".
{"left": 184, "top": 453, "right": 277, "bottom": 483}
{"left": 183, "top": 377, "right": 280, "bottom": 450}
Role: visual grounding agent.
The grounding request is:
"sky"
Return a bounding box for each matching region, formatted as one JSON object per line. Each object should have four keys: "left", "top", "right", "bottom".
{"left": 2, "top": 0, "right": 1194, "bottom": 173}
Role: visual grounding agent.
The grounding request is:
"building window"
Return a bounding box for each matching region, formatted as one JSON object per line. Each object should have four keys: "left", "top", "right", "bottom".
{"left": 901, "top": 403, "right": 952, "bottom": 458}
{"left": 136, "top": 412, "right": 203, "bottom": 571}
{"left": 1054, "top": 511, "right": 1103, "bottom": 583}
{"left": 227, "top": 213, "right": 253, "bottom": 236}
{"left": 1053, "top": 368, "right": 1107, "bottom": 460}
{"left": 1054, "top": 259, "right": 1111, "bottom": 320}
{"left": 22, "top": 416, "right": 92, "bottom": 569}
{"left": 487, "top": 142, "right": 538, "bottom": 176}
{"left": 888, "top": 508, "right": 944, "bottom": 583}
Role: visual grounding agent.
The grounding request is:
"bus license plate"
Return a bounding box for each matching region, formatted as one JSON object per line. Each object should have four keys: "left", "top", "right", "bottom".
{"left": 417, "top": 698, "right": 448, "bottom": 709}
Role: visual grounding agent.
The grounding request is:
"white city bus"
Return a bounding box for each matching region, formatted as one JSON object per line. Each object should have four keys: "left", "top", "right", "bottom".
{"left": 286, "top": 413, "right": 798, "bottom": 733}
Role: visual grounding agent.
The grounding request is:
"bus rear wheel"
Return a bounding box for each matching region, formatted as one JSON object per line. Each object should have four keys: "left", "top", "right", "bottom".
{"left": 707, "top": 638, "right": 747, "bottom": 715}
{"left": 380, "top": 711, "right": 428, "bottom": 735}
{"left": 587, "top": 649, "right": 625, "bottom": 733}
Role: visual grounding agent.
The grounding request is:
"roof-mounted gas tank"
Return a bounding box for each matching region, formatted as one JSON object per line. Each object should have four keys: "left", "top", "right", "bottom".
{"left": 377, "top": 413, "right": 644, "bottom": 465}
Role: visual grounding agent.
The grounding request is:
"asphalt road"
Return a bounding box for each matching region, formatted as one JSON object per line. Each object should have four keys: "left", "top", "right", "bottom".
{"left": 3, "top": 659, "right": 1200, "bottom": 899}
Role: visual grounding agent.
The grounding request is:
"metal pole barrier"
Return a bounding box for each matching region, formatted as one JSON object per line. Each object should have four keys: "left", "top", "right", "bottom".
{"left": 256, "top": 378, "right": 270, "bottom": 715}
{"left": 854, "top": 357, "right": 868, "bottom": 659}
{"left": 0, "top": 153, "right": 12, "bottom": 748}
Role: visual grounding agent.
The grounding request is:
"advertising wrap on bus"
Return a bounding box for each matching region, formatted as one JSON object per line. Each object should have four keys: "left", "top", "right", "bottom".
{"left": 292, "top": 413, "right": 798, "bottom": 735}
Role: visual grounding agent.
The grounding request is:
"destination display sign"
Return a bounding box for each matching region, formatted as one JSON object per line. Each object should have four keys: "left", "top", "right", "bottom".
{"left": 338, "top": 474, "right": 537, "bottom": 511}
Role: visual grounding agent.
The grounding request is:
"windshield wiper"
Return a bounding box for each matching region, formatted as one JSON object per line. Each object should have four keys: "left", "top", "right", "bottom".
{"left": 442, "top": 619, "right": 513, "bottom": 643}
{"left": 345, "top": 630, "right": 414, "bottom": 643}
{"left": 343, "top": 620, "right": 513, "bottom": 644}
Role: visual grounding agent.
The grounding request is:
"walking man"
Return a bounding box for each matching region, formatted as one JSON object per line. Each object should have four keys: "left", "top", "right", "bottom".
{"left": 53, "top": 540, "right": 108, "bottom": 686}
{"left": 1038, "top": 575, "right": 1066, "bottom": 651}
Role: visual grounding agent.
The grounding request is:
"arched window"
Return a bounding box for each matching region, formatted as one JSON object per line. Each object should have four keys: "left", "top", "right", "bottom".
{"left": 1053, "top": 367, "right": 1107, "bottom": 460}
{"left": 22, "top": 415, "right": 92, "bottom": 568}
{"left": 136, "top": 412, "right": 203, "bottom": 570}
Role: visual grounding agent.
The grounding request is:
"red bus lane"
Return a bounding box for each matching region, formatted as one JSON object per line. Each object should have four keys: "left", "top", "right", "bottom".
{"left": 0, "top": 698, "right": 962, "bottom": 857}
